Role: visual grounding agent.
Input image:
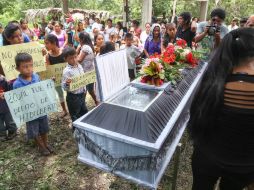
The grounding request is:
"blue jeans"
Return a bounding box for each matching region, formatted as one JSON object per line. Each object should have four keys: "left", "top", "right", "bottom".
{"left": 0, "top": 111, "right": 17, "bottom": 136}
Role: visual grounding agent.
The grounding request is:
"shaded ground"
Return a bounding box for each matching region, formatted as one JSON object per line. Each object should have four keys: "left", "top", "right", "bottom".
{"left": 0, "top": 95, "right": 193, "bottom": 190}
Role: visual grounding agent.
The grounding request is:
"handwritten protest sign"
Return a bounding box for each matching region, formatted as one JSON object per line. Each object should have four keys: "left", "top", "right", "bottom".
{"left": 38, "top": 63, "right": 67, "bottom": 87}
{"left": 0, "top": 42, "right": 46, "bottom": 80}
{"left": 4, "top": 80, "right": 58, "bottom": 126}
{"left": 69, "top": 70, "right": 96, "bottom": 91}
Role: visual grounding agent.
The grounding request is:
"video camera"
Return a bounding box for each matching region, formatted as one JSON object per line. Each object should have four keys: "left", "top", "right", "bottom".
{"left": 206, "top": 24, "right": 220, "bottom": 36}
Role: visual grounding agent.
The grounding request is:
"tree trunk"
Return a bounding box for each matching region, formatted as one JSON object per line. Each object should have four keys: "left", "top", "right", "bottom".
{"left": 171, "top": 0, "right": 177, "bottom": 23}
{"left": 62, "top": 0, "right": 69, "bottom": 14}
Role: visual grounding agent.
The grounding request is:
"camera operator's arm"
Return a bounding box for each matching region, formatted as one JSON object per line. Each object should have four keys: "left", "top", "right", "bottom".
{"left": 214, "top": 32, "right": 221, "bottom": 48}
{"left": 194, "top": 26, "right": 208, "bottom": 43}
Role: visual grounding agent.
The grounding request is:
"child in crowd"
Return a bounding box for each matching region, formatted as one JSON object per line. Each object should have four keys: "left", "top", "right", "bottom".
{"left": 100, "top": 41, "right": 116, "bottom": 55}
{"left": 109, "top": 32, "right": 120, "bottom": 50}
{"left": 0, "top": 75, "right": 17, "bottom": 141}
{"left": 62, "top": 47, "right": 88, "bottom": 129}
{"left": 162, "top": 23, "right": 177, "bottom": 51}
{"left": 13, "top": 53, "right": 53, "bottom": 156}
{"left": 44, "top": 34, "right": 68, "bottom": 117}
{"left": 121, "top": 33, "right": 143, "bottom": 80}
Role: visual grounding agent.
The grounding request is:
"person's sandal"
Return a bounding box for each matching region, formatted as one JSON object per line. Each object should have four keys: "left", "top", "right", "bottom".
{"left": 46, "top": 145, "right": 55, "bottom": 154}
{"left": 39, "top": 148, "right": 50, "bottom": 156}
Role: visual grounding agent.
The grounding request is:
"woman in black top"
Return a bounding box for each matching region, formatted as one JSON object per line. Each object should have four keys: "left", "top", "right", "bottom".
{"left": 44, "top": 34, "right": 68, "bottom": 117}
{"left": 189, "top": 28, "right": 254, "bottom": 190}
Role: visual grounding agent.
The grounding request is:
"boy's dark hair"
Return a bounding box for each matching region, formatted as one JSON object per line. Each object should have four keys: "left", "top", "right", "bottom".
{"left": 62, "top": 47, "right": 76, "bottom": 59}
{"left": 107, "top": 18, "right": 112, "bottom": 23}
{"left": 179, "top": 12, "right": 192, "bottom": 25}
{"left": 240, "top": 17, "right": 248, "bottom": 24}
{"left": 210, "top": 8, "right": 226, "bottom": 20}
{"left": 125, "top": 33, "right": 133, "bottom": 39}
{"left": 15, "top": 53, "right": 33, "bottom": 68}
{"left": 100, "top": 42, "right": 115, "bottom": 55}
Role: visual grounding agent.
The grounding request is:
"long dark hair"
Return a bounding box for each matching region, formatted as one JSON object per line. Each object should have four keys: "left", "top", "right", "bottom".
{"left": 188, "top": 28, "right": 254, "bottom": 142}
{"left": 2, "top": 23, "right": 20, "bottom": 46}
{"left": 45, "top": 34, "right": 59, "bottom": 48}
{"left": 79, "top": 32, "right": 95, "bottom": 52}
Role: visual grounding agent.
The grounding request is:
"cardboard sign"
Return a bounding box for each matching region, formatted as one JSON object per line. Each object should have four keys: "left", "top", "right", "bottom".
{"left": 69, "top": 70, "right": 96, "bottom": 91}
{"left": 38, "top": 63, "right": 67, "bottom": 87}
{"left": 4, "top": 80, "right": 58, "bottom": 126}
{"left": 0, "top": 42, "right": 46, "bottom": 80}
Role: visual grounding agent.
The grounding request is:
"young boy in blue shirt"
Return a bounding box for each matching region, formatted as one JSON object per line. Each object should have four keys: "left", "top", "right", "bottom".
{"left": 13, "top": 53, "right": 53, "bottom": 156}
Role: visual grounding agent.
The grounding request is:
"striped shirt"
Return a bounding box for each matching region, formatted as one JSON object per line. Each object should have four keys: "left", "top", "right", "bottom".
{"left": 62, "top": 63, "right": 86, "bottom": 94}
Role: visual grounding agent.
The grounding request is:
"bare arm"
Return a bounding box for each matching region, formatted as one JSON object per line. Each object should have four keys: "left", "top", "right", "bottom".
{"left": 45, "top": 54, "right": 50, "bottom": 66}
{"left": 63, "top": 32, "right": 68, "bottom": 47}
{"left": 144, "top": 49, "right": 149, "bottom": 58}
{"left": 77, "top": 51, "right": 87, "bottom": 63}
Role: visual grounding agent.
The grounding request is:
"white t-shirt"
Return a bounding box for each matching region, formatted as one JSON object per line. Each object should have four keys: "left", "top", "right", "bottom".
{"left": 140, "top": 31, "right": 149, "bottom": 45}
{"left": 104, "top": 26, "right": 115, "bottom": 42}
{"left": 228, "top": 25, "right": 239, "bottom": 31}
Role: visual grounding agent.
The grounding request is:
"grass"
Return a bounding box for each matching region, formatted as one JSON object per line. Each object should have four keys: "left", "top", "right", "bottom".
{"left": 0, "top": 95, "right": 192, "bottom": 190}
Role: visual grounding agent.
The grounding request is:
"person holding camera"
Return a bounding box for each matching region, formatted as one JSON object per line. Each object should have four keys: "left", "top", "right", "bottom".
{"left": 194, "top": 8, "right": 229, "bottom": 51}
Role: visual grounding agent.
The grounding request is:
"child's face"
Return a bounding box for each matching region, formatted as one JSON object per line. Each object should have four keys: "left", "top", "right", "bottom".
{"left": 125, "top": 37, "right": 133, "bottom": 46}
{"left": 65, "top": 54, "right": 77, "bottom": 66}
{"left": 17, "top": 61, "right": 33, "bottom": 78}
{"left": 167, "top": 26, "right": 176, "bottom": 38}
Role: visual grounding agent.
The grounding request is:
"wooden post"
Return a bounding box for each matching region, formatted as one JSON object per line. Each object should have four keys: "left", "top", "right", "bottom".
{"left": 199, "top": 0, "right": 209, "bottom": 21}
{"left": 123, "top": 0, "right": 129, "bottom": 28}
{"left": 141, "top": 0, "right": 152, "bottom": 30}
{"left": 62, "top": 0, "right": 69, "bottom": 14}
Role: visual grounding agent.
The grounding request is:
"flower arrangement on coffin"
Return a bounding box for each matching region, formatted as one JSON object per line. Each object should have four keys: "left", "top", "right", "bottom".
{"left": 161, "top": 39, "right": 199, "bottom": 84}
{"left": 140, "top": 58, "right": 165, "bottom": 86}
{"left": 140, "top": 39, "right": 201, "bottom": 86}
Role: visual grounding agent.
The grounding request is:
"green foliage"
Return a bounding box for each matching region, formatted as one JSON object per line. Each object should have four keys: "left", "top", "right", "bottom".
{"left": 0, "top": 0, "right": 253, "bottom": 26}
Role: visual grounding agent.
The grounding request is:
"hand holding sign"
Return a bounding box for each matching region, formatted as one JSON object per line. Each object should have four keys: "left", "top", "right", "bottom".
{"left": 69, "top": 70, "right": 96, "bottom": 91}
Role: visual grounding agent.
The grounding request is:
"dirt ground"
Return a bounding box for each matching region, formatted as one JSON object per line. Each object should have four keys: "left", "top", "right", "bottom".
{"left": 0, "top": 95, "right": 193, "bottom": 190}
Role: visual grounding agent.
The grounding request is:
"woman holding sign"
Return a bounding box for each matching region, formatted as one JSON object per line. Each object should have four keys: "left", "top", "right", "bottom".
{"left": 1, "top": 23, "right": 26, "bottom": 76}
{"left": 45, "top": 34, "right": 68, "bottom": 117}
{"left": 77, "top": 32, "right": 98, "bottom": 106}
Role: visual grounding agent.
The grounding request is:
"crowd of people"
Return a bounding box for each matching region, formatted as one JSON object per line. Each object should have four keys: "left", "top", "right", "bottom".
{"left": 0, "top": 7, "right": 254, "bottom": 189}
